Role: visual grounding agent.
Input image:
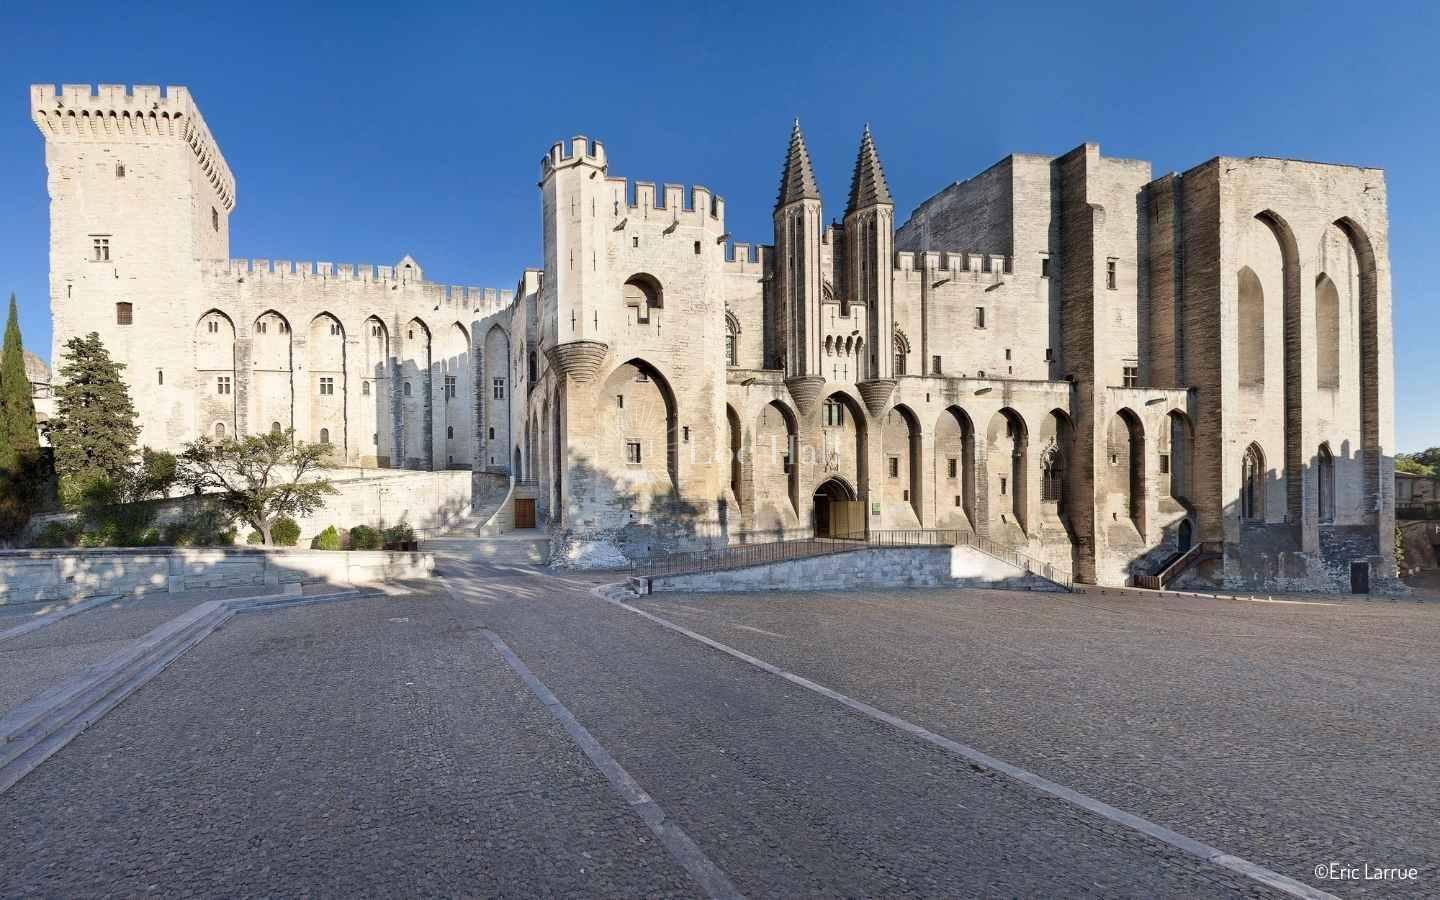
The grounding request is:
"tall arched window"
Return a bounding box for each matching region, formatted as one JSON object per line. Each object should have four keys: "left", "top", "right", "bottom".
{"left": 1315, "top": 274, "right": 1341, "bottom": 389}
{"left": 1237, "top": 267, "right": 1265, "bottom": 386}
{"left": 1318, "top": 443, "right": 1335, "bottom": 523}
{"left": 1041, "top": 440, "right": 1064, "bottom": 504}
{"left": 893, "top": 330, "right": 910, "bottom": 376}
{"left": 319, "top": 428, "right": 330, "bottom": 445}
{"left": 1242, "top": 443, "right": 1266, "bottom": 521}
{"left": 271, "top": 421, "right": 282, "bottom": 434}
{"left": 214, "top": 422, "right": 226, "bottom": 439}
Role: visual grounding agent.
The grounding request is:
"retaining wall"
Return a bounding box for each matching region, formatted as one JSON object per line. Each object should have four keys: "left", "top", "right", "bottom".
{"left": 0, "top": 548, "right": 433, "bottom": 606}
{"left": 647, "top": 545, "right": 1062, "bottom": 594}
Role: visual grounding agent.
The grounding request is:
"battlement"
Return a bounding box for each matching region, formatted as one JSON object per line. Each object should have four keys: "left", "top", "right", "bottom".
{"left": 602, "top": 177, "right": 725, "bottom": 228}
{"left": 722, "top": 241, "right": 770, "bottom": 274}
{"left": 202, "top": 258, "right": 514, "bottom": 312}
{"left": 540, "top": 135, "right": 607, "bottom": 177}
{"left": 31, "top": 83, "right": 236, "bottom": 211}
{"left": 895, "top": 250, "right": 1014, "bottom": 279}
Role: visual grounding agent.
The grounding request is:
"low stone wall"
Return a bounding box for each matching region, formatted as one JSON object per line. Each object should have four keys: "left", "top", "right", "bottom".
{"left": 647, "top": 545, "right": 1063, "bottom": 594}
{"left": 0, "top": 548, "right": 433, "bottom": 606}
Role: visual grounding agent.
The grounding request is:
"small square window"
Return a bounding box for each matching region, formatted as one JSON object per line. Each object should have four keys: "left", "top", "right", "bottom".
{"left": 115, "top": 163, "right": 126, "bottom": 178}
{"left": 1040, "top": 257, "right": 1050, "bottom": 277}
{"left": 902, "top": 489, "right": 910, "bottom": 501}
{"left": 625, "top": 440, "right": 642, "bottom": 465}
{"left": 1123, "top": 365, "right": 1139, "bottom": 388}
{"left": 955, "top": 495, "right": 963, "bottom": 507}
{"left": 1045, "top": 348, "right": 1054, "bottom": 361}
{"left": 92, "top": 236, "right": 111, "bottom": 262}
{"left": 115, "top": 301, "right": 132, "bottom": 325}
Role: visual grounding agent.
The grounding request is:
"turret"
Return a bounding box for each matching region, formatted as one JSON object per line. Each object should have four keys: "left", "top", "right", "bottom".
{"left": 774, "top": 120, "right": 826, "bottom": 416}
{"left": 539, "top": 135, "right": 610, "bottom": 383}
{"left": 845, "top": 125, "right": 898, "bottom": 416}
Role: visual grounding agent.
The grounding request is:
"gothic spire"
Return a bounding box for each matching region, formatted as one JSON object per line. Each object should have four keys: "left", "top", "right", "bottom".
{"left": 846, "top": 124, "right": 893, "bottom": 213}
{"left": 775, "top": 119, "right": 821, "bottom": 209}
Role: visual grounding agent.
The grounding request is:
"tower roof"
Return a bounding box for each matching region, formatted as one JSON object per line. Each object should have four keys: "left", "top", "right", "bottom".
{"left": 775, "top": 120, "right": 821, "bottom": 209}
{"left": 846, "top": 124, "right": 893, "bottom": 212}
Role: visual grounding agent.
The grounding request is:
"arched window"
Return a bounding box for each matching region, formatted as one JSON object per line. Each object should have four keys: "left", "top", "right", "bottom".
{"left": 403, "top": 381, "right": 412, "bottom": 397}
{"left": 528, "top": 350, "right": 537, "bottom": 383}
{"left": 623, "top": 274, "right": 663, "bottom": 323}
{"left": 1041, "top": 440, "right": 1064, "bottom": 503}
{"left": 1237, "top": 267, "right": 1265, "bottom": 386}
{"left": 1315, "top": 274, "right": 1341, "bottom": 389}
{"left": 1242, "top": 443, "right": 1266, "bottom": 521}
{"left": 447, "top": 426, "right": 454, "bottom": 439}
{"left": 319, "top": 428, "right": 330, "bottom": 445}
{"left": 893, "top": 330, "right": 910, "bottom": 376}
{"left": 271, "top": 421, "right": 282, "bottom": 434}
{"left": 362, "top": 381, "right": 370, "bottom": 396}
{"left": 1318, "top": 443, "right": 1335, "bottom": 523}
{"left": 214, "top": 422, "right": 226, "bottom": 439}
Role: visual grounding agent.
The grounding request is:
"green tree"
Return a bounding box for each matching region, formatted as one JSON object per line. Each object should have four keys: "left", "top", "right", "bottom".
{"left": 178, "top": 429, "right": 336, "bottom": 545}
{"left": 0, "top": 295, "right": 44, "bottom": 538}
{"left": 1396, "top": 454, "right": 1436, "bottom": 477}
{"left": 48, "top": 332, "right": 139, "bottom": 506}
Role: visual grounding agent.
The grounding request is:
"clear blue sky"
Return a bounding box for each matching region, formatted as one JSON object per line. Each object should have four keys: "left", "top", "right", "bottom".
{"left": 2, "top": 2, "right": 1436, "bottom": 448}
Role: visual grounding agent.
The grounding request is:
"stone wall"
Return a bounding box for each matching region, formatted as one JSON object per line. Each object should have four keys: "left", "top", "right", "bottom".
{"left": 0, "top": 547, "right": 433, "bottom": 605}
{"left": 648, "top": 545, "right": 1062, "bottom": 594}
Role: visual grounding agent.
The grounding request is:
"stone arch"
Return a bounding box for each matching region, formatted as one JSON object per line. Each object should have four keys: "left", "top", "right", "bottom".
{"left": 195, "top": 310, "right": 236, "bottom": 440}
{"left": 1255, "top": 209, "right": 1303, "bottom": 524}
{"left": 935, "top": 406, "right": 976, "bottom": 530}
{"left": 308, "top": 313, "right": 347, "bottom": 457}
{"left": 1315, "top": 273, "right": 1341, "bottom": 390}
{"left": 882, "top": 403, "right": 922, "bottom": 525}
{"left": 754, "top": 399, "right": 801, "bottom": 526}
{"left": 433, "top": 321, "right": 472, "bottom": 470}
{"left": 986, "top": 408, "right": 1028, "bottom": 535}
{"left": 360, "top": 316, "right": 392, "bottom": 467}
{"left": 1166, "top": 409, "right": 1195, "bottom": 505}
{"left": 725, "top": 312, "right": 741, "bottom": 367}
{"left": 252, "top": 310, "right": 294, "bottom": 441}
{"left": 1242, "top": 442, "right": 1266, "bottom": 521}
{"left": 1040, "top": 408, "right": 1074, "bottom": 514}
{"left": 1333, "top": 216, "right": 1382, "bottom": 520}
{"left": 825, "top": 335, "right": 834, "bottom": 356}
{"left": 1236, "top": 266, "right": 1265, "bottom": 386}
{"left": 1106, "top": 408, "right": 1146, "bottom": 535}
{"left": 481, "top": 324, "right": 510, "bottom": 472}
{"left": 1317, "top": 441, "right": 1336, "bottom": 524}
{"left": 820, "top": 389, "right": 869, "bottom": 511}
{"left": 602, "top": 358, "right": 679, "bottom": 492}
{"left": 623, "top": 273, "right": 663, "bottom": 322}
{"left": 400, "top": 317, "right": 432, "bottom": 469}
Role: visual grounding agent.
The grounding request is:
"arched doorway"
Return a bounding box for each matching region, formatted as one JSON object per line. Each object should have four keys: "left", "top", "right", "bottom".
{"left": 1178, "top": 519, "right": 1193, "bottom": 553}
{"left": 813, "top": 477, "right": 860, "bottom": 539}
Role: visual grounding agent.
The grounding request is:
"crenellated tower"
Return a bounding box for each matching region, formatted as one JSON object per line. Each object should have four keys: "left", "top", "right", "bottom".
{"left": 773, "top": 121, "right": 826, "bottom": 416}
{"left": 845, "top": 125, "right": 898, "bottom": 417}
{"left": 539, "top": 136, "right": 610, "bottom": 384}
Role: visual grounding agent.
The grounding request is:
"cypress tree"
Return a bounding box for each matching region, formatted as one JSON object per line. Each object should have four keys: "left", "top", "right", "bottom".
{"left": 0, "top": 295, "right": 42, "bottom": 537}
{"left": 49, "top": 331, "right": 139, "bottom": 505}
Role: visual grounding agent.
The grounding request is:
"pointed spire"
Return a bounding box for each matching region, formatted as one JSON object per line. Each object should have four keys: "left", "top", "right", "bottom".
{"left": 775, "top": 119, "right": 821, "bottom": 209}
{"left": 846, "top": 124, "right": 893, "bottom": 213}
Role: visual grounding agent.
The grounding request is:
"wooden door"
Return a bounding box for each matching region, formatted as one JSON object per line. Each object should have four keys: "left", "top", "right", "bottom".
{"left": 514, "top": 498, "right": 536, "bottom": 529}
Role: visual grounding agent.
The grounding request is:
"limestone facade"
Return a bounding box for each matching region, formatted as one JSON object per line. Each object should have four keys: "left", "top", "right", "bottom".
{"left": 32, "top": 85, "right": 1397, "bottom": 589}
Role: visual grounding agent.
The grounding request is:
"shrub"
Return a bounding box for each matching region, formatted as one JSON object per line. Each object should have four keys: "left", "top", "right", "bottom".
{"left": 271, "top": 516, "right": 301, "bottom": 547}
{"left": 246, "top": 529, "right": 263, "bottom": 545}
{"left": 311, "top": 525, "right": 341, "bottom": 551}
{"left": 160, "top": 506, "right": 234, "bottom": 547}
{"left": 31, "top": 520, "right": 79, "bottom": 548}
{"left": 382, "top": 522, "right": 415, "bottom": 546}
{"left": 349, "top": 524, "right": 381, "bottom": 551}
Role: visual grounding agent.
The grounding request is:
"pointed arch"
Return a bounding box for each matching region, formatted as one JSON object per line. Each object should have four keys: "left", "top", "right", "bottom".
{"left": 936, "top": 405, "right": 976, "bottom": 529}
{"left": 1333, "top": 216, "right": 1381, "bottom": 520}
{"left": 252, "top": 310, "right": 294, "bottom": 442}
{"left": 1314, "top": 273, "right": 1341, "bottom": 390}
{"left": 1317, "top": 442, "right": 1336, "bottom": 524}
{"left": 307, "top": 312, "right": 347, "bottom": 457}
{"left": 603, "top": 358, "right": 679, "bottom": 490}
{"left": 1166, "top": 409, "right": 1195, "bottom": 505}
{"left": 1236, "top": 266, "right": 1265, "bottom": 386}
{"left": 1255, "top": 209, "right": 1303, "bottom": 524}
{"left": 987, "top": 407, "right": 1029, "bottom": 534}
{"left": 1242, "top": 442, "right": 1267, "bottom": 521}
{"left": 883, "top": 403, "right": 923, "bottom": 523}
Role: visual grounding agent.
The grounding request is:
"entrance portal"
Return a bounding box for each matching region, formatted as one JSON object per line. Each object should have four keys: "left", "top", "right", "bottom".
{"left": 1178, "top": 519, "right": 1193, "bottom": 553}
{"left": 813, "top": 477, "right": 861, "bottom": 539}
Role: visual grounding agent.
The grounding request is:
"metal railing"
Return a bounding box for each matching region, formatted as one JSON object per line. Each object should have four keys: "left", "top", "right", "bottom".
{"left": 1133, "top": 540, "right": 1222, "bottom": 590}
{"left": 630, "top": 527, "right": 1073, "bottom": 590}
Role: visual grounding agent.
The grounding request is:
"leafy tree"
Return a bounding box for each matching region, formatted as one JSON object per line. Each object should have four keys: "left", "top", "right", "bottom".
{"left": 1395, "top": 454, "right": 1436, "bottom": 477}
{"left": 126, "top": 447, "right": 180, "bottom": 501}
{"left": 179, "top": 429, "right": 335, "bottom": 545}
{"left": 48, "top": 332, "right": 139, "bottom": 506}
{"left": 348, "top": 524, "right": 381, "bottom": 550}
{"left": 311, "top": 525, "right": 341, "bottom": 550}
{"left": 0, "top": 295, "right": 44, "bottom": 538}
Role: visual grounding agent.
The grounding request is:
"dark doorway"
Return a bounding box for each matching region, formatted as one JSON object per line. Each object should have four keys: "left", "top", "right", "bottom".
{"left": 1350, "top": 561, "right": 1370, "bottom": 594}
{"left": 813, "top": 477, "right": 859, "bottom": 538}
{"left": 1178, "top": 519, "right": 1193, "bottom": 553}
{"left": 514, "top": 498, "right": 536, "bottom": 529}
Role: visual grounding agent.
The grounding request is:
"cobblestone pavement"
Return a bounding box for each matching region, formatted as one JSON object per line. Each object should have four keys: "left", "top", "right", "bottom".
{"left": 634, "top": 587, "right": 1440, "bottom": 897}
{"left": 2, "top": 541, "right": 1423, "bottom": 897}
